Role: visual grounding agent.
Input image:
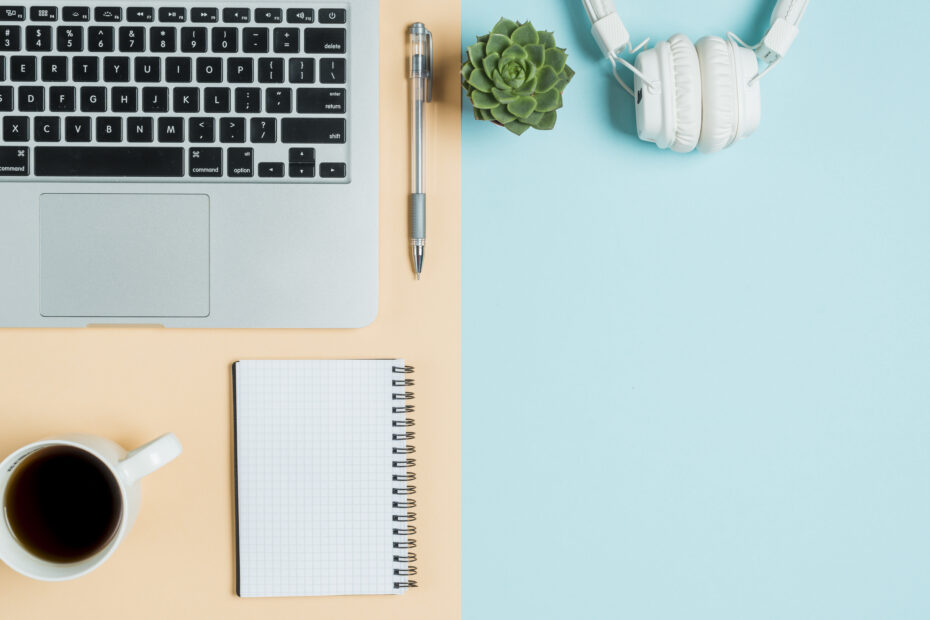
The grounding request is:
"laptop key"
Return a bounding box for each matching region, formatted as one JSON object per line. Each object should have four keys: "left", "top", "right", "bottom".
{"left": 223, "top": 8, "right": 250, "bottom": 23}
{"left": 189, "top": 118, "right": 215, "bottom": 143}
{"left": 158, "top": 8, "right": 186, "bottom": 23}
{"left": 103, "top": 56, "right": 129, "bottom": 81}
{"left": 72, "top": 56, "right": 98, "bottom": 81}
{"left": 266, "top": 88, "right": 292, "bottom": 114}
{"left": 79, "top": 86, "right": 105, "bottom": 112}
{"left": 305, "top": 28, "right": 345, "bottom": 54}
{"left": 88, "top": 26, "right": 114, "bottom": 51}
{"left": 273, "top": 28, "right": 299, "bottom": 53}
{"left": 41, "top": 56, "right": 68, "bottom": 82}
{"left": 320, "top": 162, "right": 346, "bottom": 178}
{"left": 173, "top": 87, "right": 199, "bottom": 112}
{"left": 26, "top": 25, "right": 52, "bottom": 51}
{"left": 35, "top": 146, "right": 184, "bottom": 176}
{"left": 94, "top": 7, "right": 122, "bottom": 22}
{"left": 228, "top": 148, "right": 254, "bottom": 177}
{"left": 3, "top": 116, "right": 29, "bottom": 141}
{"left": 319, "top": 58, "right": 346, "bottom": 84}
{"left": 243, "top": 27, "right": 268, "bottom": 53}
{"left": 286, "top": 9, "right": 314, "bottom": 24}
{"left": 165, "top": 57, "right": 192, "bottom": 82}
{"left": 49, "top": 86, "right": 75, "bottom": 111}
{"left": 126, "top": 7, "right": 154, "bottom": 23}
{"left": 235, "top": 88, "right": 261, "bottom": 113}
{"left": 10, "top": 56, "right": 35, "bottom": 80}
{"left": 0, "top": 7, "right": 26, "bottom": 22}
{"left": 197, "top": 57, "right": 222, "bottom": 82}
{"left": 19, "top": 86, "right": 45, "bottom": 112}
{"left": 288, "top": 58, "right": 315, "bottom": 84}
{"left": 281, "top": 118, "right": 346, "bottom": 143}
{"left": 319, "top": 9, "right": 347, "bottom": 24}
{"left": 57, "top": 25, "right": 82, "bottom": 51}
{"left": 250, "top": 117, "right": 276, "bottom": 143}
{"left": 258, "top": 57, "right": 283, "bottom": 83}
{"left": 289, "top": 163, "right": 315, "bottom": 178}
{"left": 118, "top": 26, "right": 145, "bottom": 52}
{"left": 62, "top": 7, "right": 90, "bottom": 22}
{"left": 227, "top": 58, "right": 253, "bottom": 83}
{"left": 30, "top": 7, "right": 59, "bottom": 22}
{"left": 96, "top": 117, "right": 122, "bottom": 142}
{"left": 142, "top": 86, "right": 168, "bottom": 112}
{"left": 151, "top": 26, "right": 177, "bottom": 52}
{"left": 189, "top": 147, "right": 222, "bottom": 177}
{"left": 258, "top": 162, "right": 284, "bottom": 177}
{"left": 127, "top": 117, "right": 154, "bottom": 142}
{"left": 1, "top": 25, "right": 21, "bottom": 50}
{"left": 256, "top": 9, "right": 283, "bottom": 24}
{"left": 0, "top": 147, "right": 29, "bottom": 176}
{"left": 296, "top": 88, "right": 345, "bottom": 114}
{"left": 0, "top": 86, "right": 13, "bottom": 111}
{"left": 181, "top": 26, "right": 207, "bottom": 52}
{"left": 112, "top": 86, "right": 137, "bottom": 112}
{"left": 64, "top": 116, "right": 91, "bottom": 141}
{"left": 158, "top": 117, "right": 184, "bottom": 142}
{"left": 204, "top": 88, "right": 231, "bottom": 113}
{"left": 191, "top": 8, "right": 218, "bottom": 23}
{"left": 212, "top": 27, "right": 238, "bottom": 53}
{"left": 34, "top": 117, "right": 60, "bottom": 142}
{"left": 135, "top": 57, "right": 160, "bottom": 82}
{"left": 220, "top": 118, "right": 246, "bottom": 143}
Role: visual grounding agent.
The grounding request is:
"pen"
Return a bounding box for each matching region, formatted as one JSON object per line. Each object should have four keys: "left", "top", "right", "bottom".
{"left": 408, "top": 22, "right": 432, "bottom": 280}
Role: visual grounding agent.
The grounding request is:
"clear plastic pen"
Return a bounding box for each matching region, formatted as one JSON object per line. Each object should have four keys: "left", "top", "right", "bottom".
{"left": 408, "top": 23, "right": 432, "bottom": 280}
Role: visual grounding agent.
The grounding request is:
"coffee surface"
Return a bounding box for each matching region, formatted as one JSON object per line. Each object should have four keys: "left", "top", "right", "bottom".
{"left": 3, "top": 446, "right": 122, "bottom": 563}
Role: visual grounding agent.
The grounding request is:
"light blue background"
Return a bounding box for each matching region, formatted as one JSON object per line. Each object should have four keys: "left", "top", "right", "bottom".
{"left": 462, "top": 1, "right": 930, "bottom": 618}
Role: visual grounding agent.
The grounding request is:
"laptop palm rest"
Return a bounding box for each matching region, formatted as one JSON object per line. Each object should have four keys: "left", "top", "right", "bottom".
{"left": 40, "top": 194, "right": 210, "bottom": 319}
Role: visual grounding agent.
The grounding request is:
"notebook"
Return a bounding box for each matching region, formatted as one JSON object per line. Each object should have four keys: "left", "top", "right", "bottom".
{"left": 233, "top": 359, "right": 418, "bottom": 597}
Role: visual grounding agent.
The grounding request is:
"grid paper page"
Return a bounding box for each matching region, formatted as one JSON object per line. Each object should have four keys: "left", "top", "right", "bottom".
{"left": 234, "top": 359, "right": 406, "bottom": 597}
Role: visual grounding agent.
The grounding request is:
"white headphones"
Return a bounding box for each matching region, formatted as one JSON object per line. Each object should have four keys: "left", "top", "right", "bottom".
{"left": 582, "top": 0, "right": 809, "bottom": 153}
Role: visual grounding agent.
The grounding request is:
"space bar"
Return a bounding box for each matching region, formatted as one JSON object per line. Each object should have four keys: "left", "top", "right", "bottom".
{"left": 35, "top": 147, "right": 184, "bottom": 177}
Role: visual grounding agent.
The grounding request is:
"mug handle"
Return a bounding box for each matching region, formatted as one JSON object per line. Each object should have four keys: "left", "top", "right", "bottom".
{"left": 118, "top": 433, "right": 183, "bottom": 485}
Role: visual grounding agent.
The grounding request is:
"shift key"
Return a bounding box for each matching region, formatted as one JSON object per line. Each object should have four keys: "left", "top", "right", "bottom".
{"left": 0, "top": 147, "right": 29, "bottom": 176}
{"left": 282, "top": 118, "right": 346, "bottom": 143}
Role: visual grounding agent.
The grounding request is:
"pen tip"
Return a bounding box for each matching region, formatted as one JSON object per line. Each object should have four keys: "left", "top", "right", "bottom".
{"left": 416, "top": 273, "right": 420, "bottom": 281}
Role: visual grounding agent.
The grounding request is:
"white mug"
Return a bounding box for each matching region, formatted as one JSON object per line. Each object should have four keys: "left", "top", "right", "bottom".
{"left": 0, "top": 433, "right": 182, "bottom": 581}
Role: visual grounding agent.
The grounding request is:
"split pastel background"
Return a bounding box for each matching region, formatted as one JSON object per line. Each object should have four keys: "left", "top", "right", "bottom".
{"left": 464, "top": 1, "right": 930, "bottom": 619}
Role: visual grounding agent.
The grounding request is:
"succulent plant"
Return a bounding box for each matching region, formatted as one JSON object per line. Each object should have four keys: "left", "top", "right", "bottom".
{"left": 462, "top": 18, "right": 574, "bottom": 135}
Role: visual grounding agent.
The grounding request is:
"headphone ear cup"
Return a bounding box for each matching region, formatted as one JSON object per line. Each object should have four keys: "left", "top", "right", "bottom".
{"left": 666, "top": 34, "right": 701, "bottom": 153}
{"left": 695, "top": 36, "right": 738, "bottom": 154}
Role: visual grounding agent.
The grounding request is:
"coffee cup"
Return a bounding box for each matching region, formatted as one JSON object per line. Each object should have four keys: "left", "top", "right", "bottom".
{"left": 0, "top": 433, "right": 181, "bottom": 581}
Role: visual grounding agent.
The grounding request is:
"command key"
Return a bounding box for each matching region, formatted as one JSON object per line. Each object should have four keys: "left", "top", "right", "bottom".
{"left": 0, "top": 147, "right": 29, "bottom": 175}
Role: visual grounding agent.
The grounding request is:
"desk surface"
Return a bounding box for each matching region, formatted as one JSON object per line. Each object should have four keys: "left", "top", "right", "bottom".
{"left": 0, "top": 2, "right": 461, "bottom": 618}
{"left": 463, "top": 1, "right": 930, "bottom": 619}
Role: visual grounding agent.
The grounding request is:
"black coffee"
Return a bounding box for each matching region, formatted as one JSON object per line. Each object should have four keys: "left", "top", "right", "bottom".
{"left": 3, "top": 446, "right": 122, "bottom": 563}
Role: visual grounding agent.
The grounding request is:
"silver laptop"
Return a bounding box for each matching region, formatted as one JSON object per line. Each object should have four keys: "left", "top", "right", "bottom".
{"left": 0, "top": 1, "right": 378, "bottom": 328}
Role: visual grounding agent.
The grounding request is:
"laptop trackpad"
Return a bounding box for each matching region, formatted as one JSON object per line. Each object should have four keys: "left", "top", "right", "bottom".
{"left": 40, "top": 194, "right": 210, "bottom": 318}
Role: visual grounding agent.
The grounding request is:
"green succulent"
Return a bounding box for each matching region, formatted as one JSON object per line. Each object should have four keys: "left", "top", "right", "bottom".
{"left": 462, "top": 18, "right": 575, "bottom": 136}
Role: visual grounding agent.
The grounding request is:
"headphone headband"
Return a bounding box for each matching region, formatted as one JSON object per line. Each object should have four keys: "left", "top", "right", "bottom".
{"left": 584, "top": 0, "right": 809, "bottom": 67}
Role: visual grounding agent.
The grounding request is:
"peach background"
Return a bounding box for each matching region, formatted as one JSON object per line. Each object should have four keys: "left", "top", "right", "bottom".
{"left": 0, "top": 1, "right": 462, "bottom": 618}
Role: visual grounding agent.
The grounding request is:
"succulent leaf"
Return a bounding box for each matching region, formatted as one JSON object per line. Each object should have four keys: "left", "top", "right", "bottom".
{"left": 526, "top": 44, "right": 545, "bottom": 68}
{"left": 538, "top": 31, "right": 556, "bottom": 49}
{"left": 481, "top": 52, "right": 500, "bottom": 77}
{"left": 534, "top": 88, "right": 561, "bottom": 112}
{"left": 471, "top": 90, "right": 500, "bottom": 109}
{"left": 491, "top": 87, "right": 519, "bottom": 104}
{"left": 467, "top": 42, "right": 485, "bottom": 67}
{"left": 507, "top": 96, "right": 537, "bottom": 118}
{"left": 544, "top": 48, "right": 567, "bottom": 73}
{"left": 490, "top": 105, "right": 518, "bottom": 124}
{"left": 492, "top": 18, "right": 520, "bottom": 36}
{"left": 486, "top": 33, "right": 510, "bottom": 56}
{"left": 467, "top": 69, "right": 494, "bottom": 93}
{"left": 511, "top": 22, "right": 539, "bottom": 46}
{"left": 535, "top": 66, "right": 558, "bottom": 93}
{"left": 462, "top": 18, "right": 574, "bottom": 135}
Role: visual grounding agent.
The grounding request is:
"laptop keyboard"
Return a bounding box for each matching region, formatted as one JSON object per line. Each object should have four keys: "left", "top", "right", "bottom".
{"left": 0, "top": 3, "right": 350, "bottom": 182}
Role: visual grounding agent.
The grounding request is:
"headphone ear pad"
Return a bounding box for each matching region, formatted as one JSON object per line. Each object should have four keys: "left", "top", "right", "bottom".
{"left": 666, "top": 34, "right": 701, "bottom": 153}
{"left": 695, "top": 36, "right": 738, "bottom": 154}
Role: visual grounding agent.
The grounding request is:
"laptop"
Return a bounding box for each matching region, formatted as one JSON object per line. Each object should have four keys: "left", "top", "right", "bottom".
{"left": 0, "top": 1, "right": 379, "bottom": 328}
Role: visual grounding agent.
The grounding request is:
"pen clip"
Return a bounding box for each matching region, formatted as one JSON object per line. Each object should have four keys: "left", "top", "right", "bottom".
{"left": 425, "top": 29, "right": 434, "bottom": 103}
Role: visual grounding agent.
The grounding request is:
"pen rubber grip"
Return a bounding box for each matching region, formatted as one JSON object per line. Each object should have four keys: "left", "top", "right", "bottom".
{"left": 410, "top": 193, "right": 426, "bottom": 240}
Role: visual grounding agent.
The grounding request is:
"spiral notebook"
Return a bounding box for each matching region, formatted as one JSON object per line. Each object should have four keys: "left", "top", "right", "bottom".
{"left": 233, "top": 359, "right": 418, "bottom": 597}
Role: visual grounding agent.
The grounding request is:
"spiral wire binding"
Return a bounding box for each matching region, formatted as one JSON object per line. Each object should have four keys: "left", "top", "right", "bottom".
{"left": 392, "top": 365, "right": 418, "bottom": 589}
